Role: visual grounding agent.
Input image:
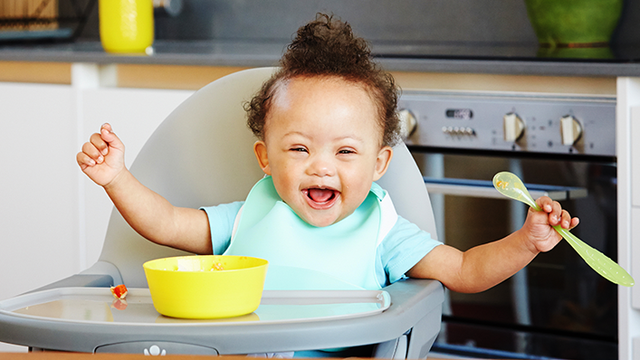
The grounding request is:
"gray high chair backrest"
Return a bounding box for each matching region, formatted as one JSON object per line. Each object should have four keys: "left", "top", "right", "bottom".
{"left": 97, "top": 67, "right": 438, "bottom": 288}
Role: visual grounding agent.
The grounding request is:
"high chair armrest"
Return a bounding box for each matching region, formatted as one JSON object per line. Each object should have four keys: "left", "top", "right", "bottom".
{"left": 27, "top": 261, "right": 123, "bottom": 294}
{"left": 28, "top": 274, "right": 114, "bottom": 294}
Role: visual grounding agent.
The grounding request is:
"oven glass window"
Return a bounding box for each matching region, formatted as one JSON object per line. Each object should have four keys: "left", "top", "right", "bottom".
{"left": 411, "top": 151, "right": 617, "bottom": 360}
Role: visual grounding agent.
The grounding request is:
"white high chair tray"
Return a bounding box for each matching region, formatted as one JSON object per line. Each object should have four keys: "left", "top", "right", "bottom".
{"left": 0, "top": 287, "right": 390, "bottom": 325}
{"left": 0, "top": 280, "right": 442, "bottom": 355}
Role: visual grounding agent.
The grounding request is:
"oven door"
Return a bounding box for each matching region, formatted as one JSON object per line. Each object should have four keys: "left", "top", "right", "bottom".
{"left": 411, "top": 150, "right": 618, "bottom": 360}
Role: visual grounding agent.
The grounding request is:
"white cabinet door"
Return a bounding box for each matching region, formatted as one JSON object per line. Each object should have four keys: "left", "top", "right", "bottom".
{"left": 0, "top": 83, "right": 192, "bottom": 353}
{"left": 80, "top": 87, "right": 193, "bottom": 267}
{"left": 632, "top": 107, "right": 640, "bottom": 310}
{"left": 618, "top": 78, "right": 640, "bottom": 360}
{"left": 632, "top": 107, "right": 640, "bottom": 208}
{"left": 0, "top": 82, "right": 78, "bottom": 301}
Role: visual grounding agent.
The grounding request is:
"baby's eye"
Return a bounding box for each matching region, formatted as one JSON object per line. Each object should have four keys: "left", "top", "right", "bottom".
{"left": 338, "top": 148, "right": 356, "bottom": 155}
{"left": 289, "top": 147, "right": 308, "bottom": 153}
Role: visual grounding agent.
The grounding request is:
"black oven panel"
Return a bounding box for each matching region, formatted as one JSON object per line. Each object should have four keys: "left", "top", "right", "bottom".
{"left": 398, "top": 91, "right": 616, "bottom": 157}
{"left": 400, "top": 90, "right": 619, "bottom": 360}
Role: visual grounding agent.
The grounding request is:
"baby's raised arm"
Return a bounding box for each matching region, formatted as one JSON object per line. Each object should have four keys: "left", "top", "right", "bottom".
{"left": 77, "top": 124, "right": 212, "bottom": 254}
{"left": 408, "top": 196, "right": 578, "bottom": 293}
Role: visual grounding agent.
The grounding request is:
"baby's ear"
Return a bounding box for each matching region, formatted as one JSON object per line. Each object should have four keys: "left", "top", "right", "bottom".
{"left": 253, "top": 141, "right": 271, "bottom": 175}
{"left": 373, "top": 146, "right": 393, "bottom": 181}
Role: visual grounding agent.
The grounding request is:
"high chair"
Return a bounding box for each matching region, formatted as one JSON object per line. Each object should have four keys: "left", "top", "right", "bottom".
{"left": 0, "top": 67, "right": 444, "bottom": 358}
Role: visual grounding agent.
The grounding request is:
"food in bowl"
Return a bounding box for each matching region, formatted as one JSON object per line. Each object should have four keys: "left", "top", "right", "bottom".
{"left": 175, "top": 258, "right": 225, "bottom": 272}
{"left": 143, "top": 255, "right": 268, "bottom": 319}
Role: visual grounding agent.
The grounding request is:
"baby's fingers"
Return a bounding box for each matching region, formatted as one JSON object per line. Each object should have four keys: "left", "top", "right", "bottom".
{"left": 535, "top": 196, "right": 557, "bottom": 215}
{"left": 563, "top": 210, "right": 580, "bottom": 230}
{"left": 77, "top": 150, "right": 97, "bottom": 169}
{"left": 99, "top": 123, "right": 124, "bottom": 150}
{"left": 90, "top": 131, "right": 109, "bottom": 155}
{"left": 82, "top": 140, "right": 105, "bottom": 164}
{"left": 548, "top": 201, "right": 564, "bottom": 226}
{"left": 536, "top": 196, "right": 579, "bottom": 229}
{"left": 535, "top": 197, "right": 563, "bottom": 225}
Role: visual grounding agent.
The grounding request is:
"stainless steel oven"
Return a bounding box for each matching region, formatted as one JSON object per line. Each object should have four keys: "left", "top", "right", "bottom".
{"left": 398, "top": 90, "right": 617, "bottom": 360}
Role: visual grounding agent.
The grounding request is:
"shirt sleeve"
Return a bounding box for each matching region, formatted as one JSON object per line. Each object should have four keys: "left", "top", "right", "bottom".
{"left": 200, "top": 201, "right": 244, "bottom": 255}
{"left": 377, "top": 215, "right": 443, "bottom": 285}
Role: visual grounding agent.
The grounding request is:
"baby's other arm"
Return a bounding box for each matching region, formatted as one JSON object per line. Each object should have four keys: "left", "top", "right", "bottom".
{"left": 407, "top": 196, "right": 578, "bottom": 293}
{"left": 77, "top": 124, "right": 212, "bottom": 254}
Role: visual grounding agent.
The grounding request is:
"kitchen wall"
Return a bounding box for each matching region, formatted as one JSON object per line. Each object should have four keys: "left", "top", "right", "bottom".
{"left": 74, "top": 0, "right": 640, "bottom": 47}
{"left": 152, "top": 0, "right": 536, "bottom": 44}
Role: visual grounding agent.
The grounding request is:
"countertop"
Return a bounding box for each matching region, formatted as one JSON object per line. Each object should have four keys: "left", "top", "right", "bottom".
{"left": 1, "top": 39, "right": 640, "bottom": 77}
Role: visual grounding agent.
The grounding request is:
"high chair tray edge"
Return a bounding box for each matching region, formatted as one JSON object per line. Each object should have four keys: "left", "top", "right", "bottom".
{"left": 0, "top": 275, "right": 443, "bottom": 356}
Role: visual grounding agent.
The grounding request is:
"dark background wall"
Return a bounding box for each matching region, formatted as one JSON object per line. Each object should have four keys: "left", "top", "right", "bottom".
{"left": 72, "top": 0, "right": 639, "bottom": 49}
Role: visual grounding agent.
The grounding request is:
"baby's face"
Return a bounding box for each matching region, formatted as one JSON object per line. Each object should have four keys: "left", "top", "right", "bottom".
{"left": 253, "top": 76, "right": 392, "bottom": 227}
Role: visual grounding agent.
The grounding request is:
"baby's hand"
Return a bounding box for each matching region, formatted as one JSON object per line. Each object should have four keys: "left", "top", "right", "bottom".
{"left": 76, "top": 123, "right": 126, "bottom": 187}
{"left": 522, "top": 196, "right": 579, "bottom": 253}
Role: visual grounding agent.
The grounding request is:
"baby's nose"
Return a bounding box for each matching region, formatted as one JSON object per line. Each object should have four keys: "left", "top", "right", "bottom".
{"left": 308, "top": 155, "right": 335, "bottom": 177}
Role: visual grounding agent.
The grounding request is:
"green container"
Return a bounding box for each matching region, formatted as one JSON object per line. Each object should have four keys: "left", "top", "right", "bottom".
{"left": 524, "top": 0, "right": 624, "bottom": 47}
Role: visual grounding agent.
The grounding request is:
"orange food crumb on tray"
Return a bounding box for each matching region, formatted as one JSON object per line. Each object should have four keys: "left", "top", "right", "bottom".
{"left": 110, "top": 284, "right": 128, "bottom": 300}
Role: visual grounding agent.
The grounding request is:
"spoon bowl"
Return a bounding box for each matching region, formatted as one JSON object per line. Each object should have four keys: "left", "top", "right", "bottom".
{"left": 493, "top": 171, "right": 634, "bottom": 287}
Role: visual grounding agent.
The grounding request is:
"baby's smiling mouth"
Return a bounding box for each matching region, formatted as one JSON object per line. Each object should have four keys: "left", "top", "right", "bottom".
{"left": 302, "top": 187, "right": 339, "bottom": 210}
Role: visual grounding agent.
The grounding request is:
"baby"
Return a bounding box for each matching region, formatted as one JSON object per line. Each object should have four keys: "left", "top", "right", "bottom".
{"left": 77, "top": 14, "right": 578, "bottom": 293}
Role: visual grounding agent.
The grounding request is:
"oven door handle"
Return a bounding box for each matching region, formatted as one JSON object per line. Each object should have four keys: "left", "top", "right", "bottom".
{"left": 423, "top": 177, "right": 588, "bottom": 201}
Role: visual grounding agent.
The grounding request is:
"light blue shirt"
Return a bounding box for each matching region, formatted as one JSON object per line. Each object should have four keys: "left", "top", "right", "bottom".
{"left": 201, "top": 201, "right": 442, "bottom": 288}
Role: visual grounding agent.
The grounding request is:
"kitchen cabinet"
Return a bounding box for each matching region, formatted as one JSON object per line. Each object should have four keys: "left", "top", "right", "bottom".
{"left": 632, "top": 106, "right": 640, "bottom": 312}
{"left": 0, "top": 79, "right": 193, "bottom": 298}
{"left": 0, "top": 82, "right": 78, "bottom": 299}
{"left": 0, "top": 82, "right": 77, "bottom": 352}
{"left": 0, "top": 72, "right": 193, "bottom": 352}
{"left": 628, "top": 102, "right": 640, "bottom": 360}
{"left": 632, "top": 107, "right": 640, "bottom": 208}
{"left": 616, "top": 78, "right": 640, "bottom": 360}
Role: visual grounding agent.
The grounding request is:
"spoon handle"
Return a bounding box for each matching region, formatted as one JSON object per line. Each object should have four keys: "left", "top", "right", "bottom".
{"left": 552, "top": 225, "right": 634, "bottom": 287}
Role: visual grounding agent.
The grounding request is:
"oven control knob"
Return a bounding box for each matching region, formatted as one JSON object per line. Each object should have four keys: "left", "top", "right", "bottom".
{"left": 398, "top": 109, "right": 417, "bottom": 139}
{"left": 560, "top": 115, "right": 583, "bottom": 145}
{"left": 503, "top": 112, "right": 525, "bottom": 142}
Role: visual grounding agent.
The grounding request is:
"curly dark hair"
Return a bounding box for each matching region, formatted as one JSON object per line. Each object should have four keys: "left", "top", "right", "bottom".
{"left": 245, "top": 13, "right": 401, "bottom": 147}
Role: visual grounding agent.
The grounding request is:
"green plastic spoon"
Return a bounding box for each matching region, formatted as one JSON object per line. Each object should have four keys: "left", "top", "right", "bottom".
{"left": 492, "top": 171, "right": 634, "bottom": 287}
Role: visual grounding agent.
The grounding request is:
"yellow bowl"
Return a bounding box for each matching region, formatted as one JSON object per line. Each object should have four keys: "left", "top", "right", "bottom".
{"left": 143, "top": 255, "right": 268, "bottom": 319}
